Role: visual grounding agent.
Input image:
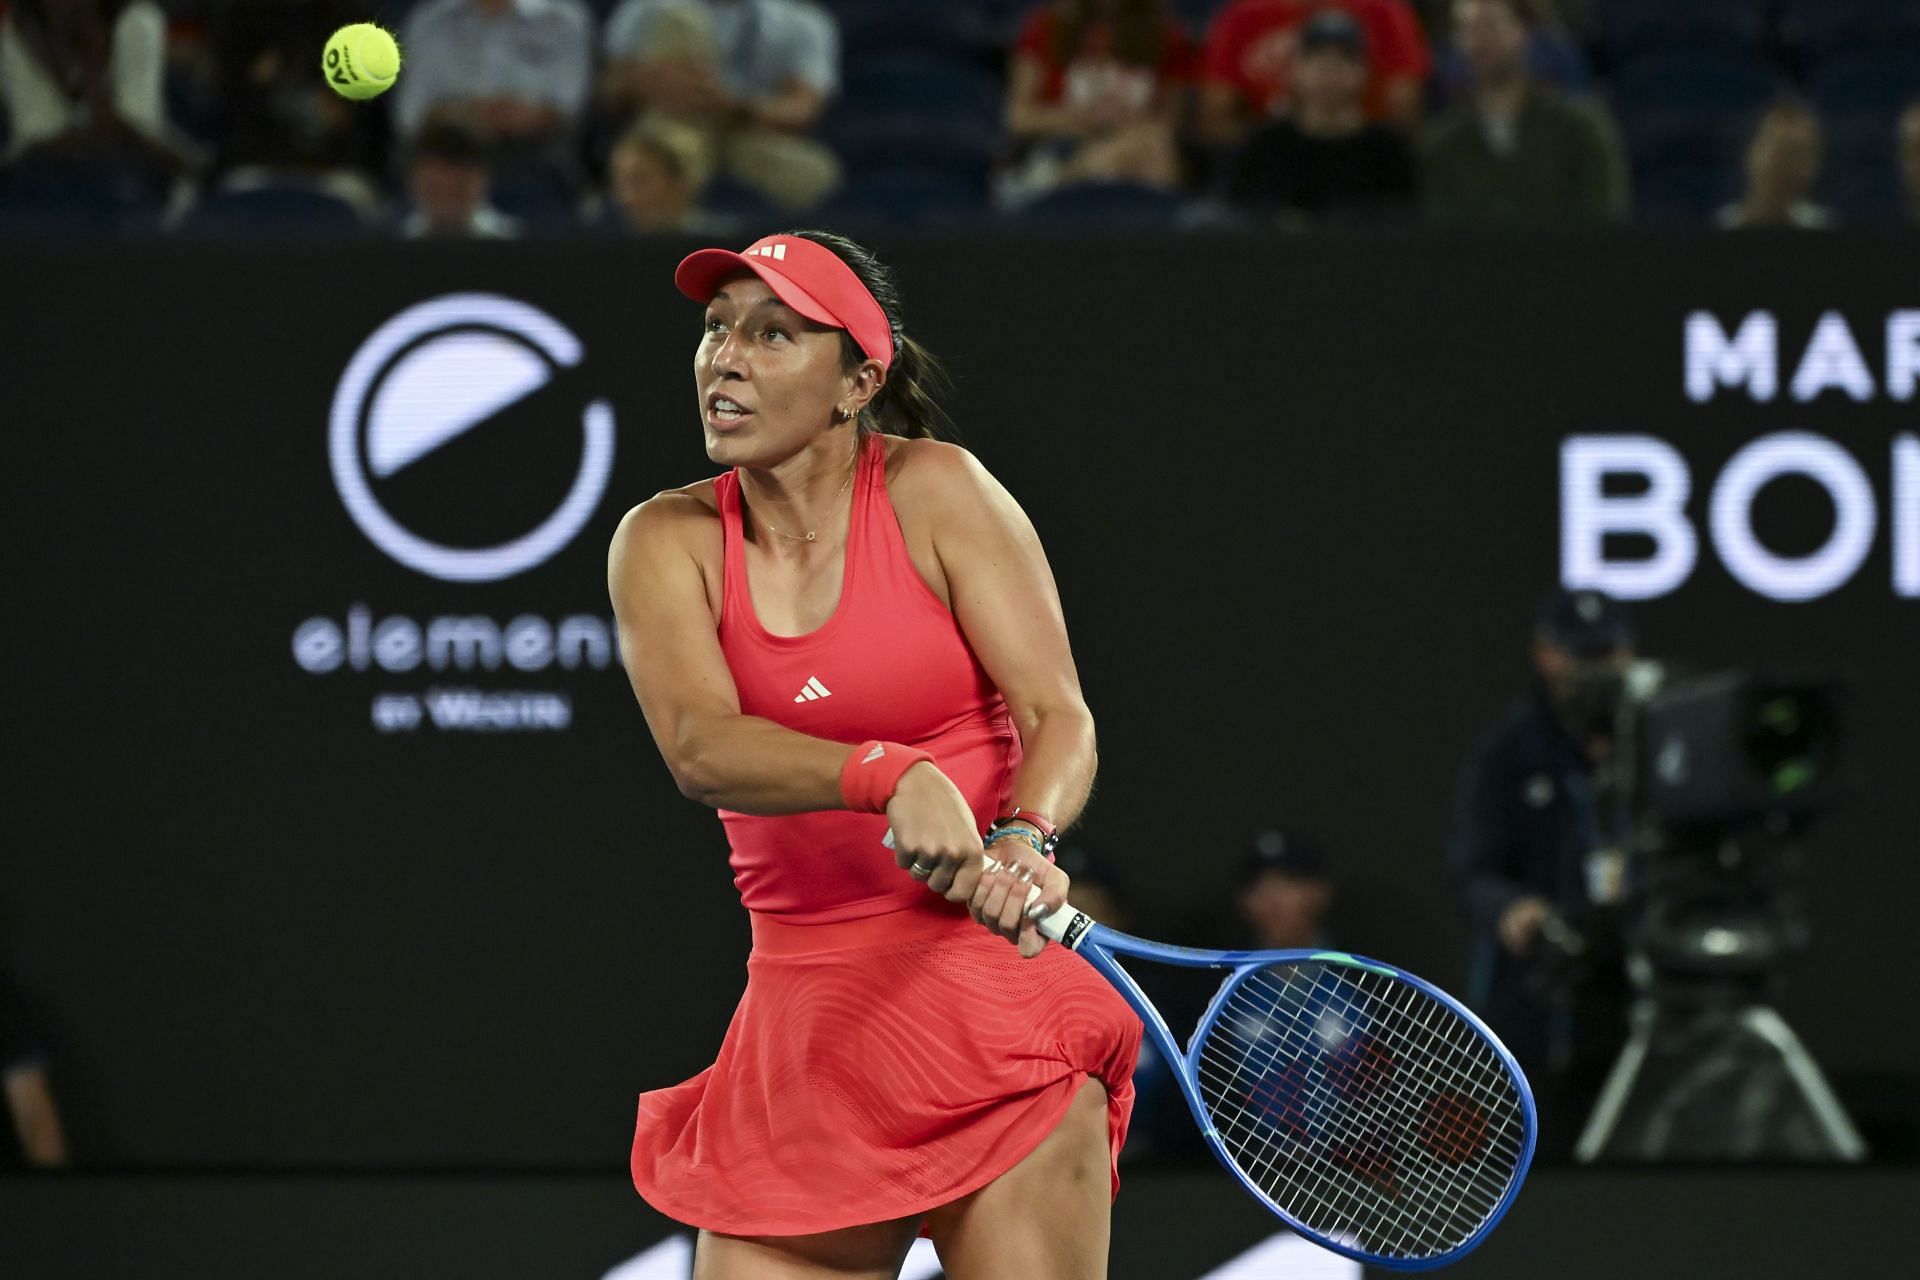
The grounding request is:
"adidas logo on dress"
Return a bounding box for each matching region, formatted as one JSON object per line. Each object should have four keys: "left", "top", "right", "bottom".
{"left": 792, "top": 676, "right": 832, "bottom": 703}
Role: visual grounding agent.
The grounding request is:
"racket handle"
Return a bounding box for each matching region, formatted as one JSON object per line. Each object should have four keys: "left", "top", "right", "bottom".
{"left": 978, "top": 853, "right": 1085, "bottom": 944}
{"left": 880, "top": 829, "right": 1084, "bottom": 943}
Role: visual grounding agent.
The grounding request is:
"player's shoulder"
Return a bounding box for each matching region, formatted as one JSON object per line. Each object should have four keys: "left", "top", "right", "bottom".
{"left": 883, "top": 435, "right": 1000, "bottom": 503}
{"left": 610, "top": 478, "right": 721, "bottom": 560}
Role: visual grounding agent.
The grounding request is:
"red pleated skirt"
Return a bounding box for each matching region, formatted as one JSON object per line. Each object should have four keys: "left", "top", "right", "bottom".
{"left": 629, "top": 899, "right": 1143, "bottom": 1236}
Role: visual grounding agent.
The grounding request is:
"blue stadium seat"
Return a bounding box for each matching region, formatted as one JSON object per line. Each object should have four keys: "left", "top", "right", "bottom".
{"left": 1809, "top": 51, "right": 1920, "bottom": 123}
{"left": 1781, "top": 0, "right": 1920, "bottom": 59}
{"left": 835, "top": 56, "right": 1001, "bottom": 135}
{"left": 833, "top": 4, "right": 991, "bottom": 62}
{"left": 1170, "top": 0, "right": 1227, "bottom": 29}
{"left": 813, "top": 169, "right": 988, "bottom": 229}
{"left": 1823, "top": 115, "right": 1903, "bottom": 221}
{"left": 1608, "top": 50, "right": 1782, "bottom": 120}
{"left": 1596, "top": 0, "right": 1767, "bottom": 62}
{"left": 1633, "top": 163, "right": 1742, "bottom": 225}
{"left": 1014, "top": 180, "right": 1185, "bottom": 229}
{"left": 0, "top": 155, "right": 169, "bottom": 236}
{"left": 697, "top": 176, "right": 788, "bottom": 227}
{"left": 178, "top": 185, "right": 369, "bottom": 236}
{"left": 821, "top": 115, "right": 998, "bottom": 183}
{"left": 489, "top": 171, "right": 583, "bottom": 229}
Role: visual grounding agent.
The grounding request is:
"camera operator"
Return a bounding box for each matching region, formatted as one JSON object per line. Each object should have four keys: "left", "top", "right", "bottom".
{"left": 1447, "top": 587, "right": 1636, "bottom": 1157}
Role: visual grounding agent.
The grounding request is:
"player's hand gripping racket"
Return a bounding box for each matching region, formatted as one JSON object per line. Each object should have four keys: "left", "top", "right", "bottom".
{"left": 930, "top": 846, "right": 1537, "bottom": 1268}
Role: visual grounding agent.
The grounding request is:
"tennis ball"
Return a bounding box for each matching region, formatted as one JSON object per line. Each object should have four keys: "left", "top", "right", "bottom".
{"left": 323, "top": 23, "right": 402, "bottom": 101}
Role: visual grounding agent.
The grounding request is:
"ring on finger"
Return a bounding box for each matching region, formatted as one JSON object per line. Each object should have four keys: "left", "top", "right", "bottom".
{"left": 909, "top": 860, "right": 935, "bottom": 880}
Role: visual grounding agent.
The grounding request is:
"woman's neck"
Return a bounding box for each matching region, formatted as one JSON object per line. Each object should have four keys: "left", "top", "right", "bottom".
{"left": 738, "top": 433, "right": 863, "bottom": 547}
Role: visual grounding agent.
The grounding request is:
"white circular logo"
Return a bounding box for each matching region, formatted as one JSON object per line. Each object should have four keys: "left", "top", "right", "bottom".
{"left": 329, "top": 294, "right": 615, "bottom": 583}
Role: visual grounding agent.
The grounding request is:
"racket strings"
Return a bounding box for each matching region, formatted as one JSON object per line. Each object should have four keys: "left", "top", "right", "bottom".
{"left": 1201, "top": 984, "right": 1520, "bottom": 1256}
{"left": 1193, "top": 961, "right": 1528, "bottom": 1262}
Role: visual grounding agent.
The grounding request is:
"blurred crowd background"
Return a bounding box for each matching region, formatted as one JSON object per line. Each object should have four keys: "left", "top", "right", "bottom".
{"left": 3, "top": 0, "right": 1919, "bottom": 237}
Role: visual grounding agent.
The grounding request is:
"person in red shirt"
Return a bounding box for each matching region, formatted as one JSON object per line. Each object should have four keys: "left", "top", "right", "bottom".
{"left": 1198, "top": 0, "right": 1430, "bottom": 143}
{"left": 1002, "top": 0, "right": 1196, "bottom": 199}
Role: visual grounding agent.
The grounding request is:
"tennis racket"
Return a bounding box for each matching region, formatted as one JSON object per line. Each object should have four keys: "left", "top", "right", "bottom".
{"left": 907, "top": 845, "right": 1537, "bottom": 1268}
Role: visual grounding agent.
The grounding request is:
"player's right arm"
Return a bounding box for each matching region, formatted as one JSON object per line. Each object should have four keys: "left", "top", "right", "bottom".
{"left": 608, "top": 496, "right": 982, "bottom": 884}
{"left": 610, "top": 493, "right": 848, "bottom": 814}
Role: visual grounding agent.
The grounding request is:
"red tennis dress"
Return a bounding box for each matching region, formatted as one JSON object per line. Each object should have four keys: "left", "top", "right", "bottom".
{"left": 629, "top": 437, "right": 1142, "bottom": 1235}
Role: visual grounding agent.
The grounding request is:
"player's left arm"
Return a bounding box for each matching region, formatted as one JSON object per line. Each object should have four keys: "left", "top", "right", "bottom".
{"left": 917, "top": 444, "right": 1097, "bottom": 838}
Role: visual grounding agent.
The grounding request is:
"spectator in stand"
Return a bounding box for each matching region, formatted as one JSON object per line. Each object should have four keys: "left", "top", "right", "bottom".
{"left": 1431, "top": 0, "right": 1589, "bottom": 107}
{"left": 1901, "top": 99, "right": 1920, "bottom": 227}
{"left": 999, "top": 0, "right": 1193, "bottom": 206}
{"left": 395, "top": 0, "right": 594, "bottom": 183}
{"left": 1237, "top": 828, "right": 1335, "bottom": 951}
{"left": 1198, "top": 0, "right": 1430, "bottom": 147}
{"left": 599, "top": 0, "right": 840, "bottom": 211}
{"left": 1225, "top": 9, "right": 1414, "bottom": 225}
{"left": 1717, "top": 100, "right": 1835, "bottom": 231}
{"left": 2, "top": 979, "right": 68, "bottom": 1170}
{"left": 0, "top": 0, "right": 185, "bottom": 183}
{"left": 205, "top": 0, "right": 381, "bottom": 217}
{"left": 604, "top": 115, "right": 730, "bottom": 233}
{"left": 399, "top": 119, "right": 520, "bottom": 238}
{"left": 1422, "top": 0, "right": 1625, "bottom": 224}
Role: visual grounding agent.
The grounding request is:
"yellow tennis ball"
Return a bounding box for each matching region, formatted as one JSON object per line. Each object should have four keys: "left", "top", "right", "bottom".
{"left": 323, "top": 23, "right": 402, "bottom": 101}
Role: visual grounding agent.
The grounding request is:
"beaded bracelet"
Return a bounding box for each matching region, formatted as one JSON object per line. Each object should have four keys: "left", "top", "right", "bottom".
{"left": 983, "top": 825, "right": 1047, "bottom": 861}
{"left": 988, "top": 814, "right": 1060, "bottom": 857}
{"left": 1002, "top": 807, "right": 1057, "bottom": 839}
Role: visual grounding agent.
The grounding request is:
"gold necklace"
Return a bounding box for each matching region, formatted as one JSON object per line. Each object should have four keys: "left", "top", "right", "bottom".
{"left": 752, "top": 463, "right": 856, "bottom": 543}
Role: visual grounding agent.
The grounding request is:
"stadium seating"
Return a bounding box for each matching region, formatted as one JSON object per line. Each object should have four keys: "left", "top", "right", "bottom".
{"left": 1824, "top": 118, "right": 1902, "bottom": 222}
{"left": 1608, "top": 50, "right": 1783, "bottom": 121}
{"left": 1779, "top": 0, "right": 1920, "bottom": 60}
{"left": 176, "top": 184, "right": 369, "bottom": 236}
{"left": 813, "top": 168, "right": 988, "bottom": 228}
{"left": 1015, "top": 179, "right": 1185, "bottom": 229}
{"left": 0, "top": 155, "right": 171, "bottom": 236}
{"left": 835, "top": 55, "right": 1002, "bottom": 136}
{"left": 831, "top": 3, "right": 992, "bottom": 64}
{"left": 697, "top": 175, "right": 788, "bottom": 227}
{"left": 1809, "top": 51, "right": 1920, "bottom": 125}
{"left": 488, "top": 169, "right": 586, "bottom": 230}
{"left": 1596, "top": 0, "right": 1769, "bottom": 63}
{"left": 822, "top": 116, "right": 998, "bottom": 185}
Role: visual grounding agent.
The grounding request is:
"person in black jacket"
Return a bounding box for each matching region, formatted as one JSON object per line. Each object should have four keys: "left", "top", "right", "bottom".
{"left": 1225, "top": 9, "right": 1414, "bottom": 226}
{"left": 1447, "top": 587, "right": 1636, "bottom": 1158}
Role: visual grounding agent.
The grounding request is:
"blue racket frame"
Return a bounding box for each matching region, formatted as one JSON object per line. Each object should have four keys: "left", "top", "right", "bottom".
{"left": 1060, "top": 918, "right": 1538, "bottom": 1270}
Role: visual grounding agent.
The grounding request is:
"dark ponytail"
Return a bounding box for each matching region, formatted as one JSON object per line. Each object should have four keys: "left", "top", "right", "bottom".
{"left": 782, "top": 228, "right": 954, "bottom": 440}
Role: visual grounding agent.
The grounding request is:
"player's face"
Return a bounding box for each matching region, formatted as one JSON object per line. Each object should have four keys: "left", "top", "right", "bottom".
{"left": 696, "top": 272, "right": 852, "bottom": 465}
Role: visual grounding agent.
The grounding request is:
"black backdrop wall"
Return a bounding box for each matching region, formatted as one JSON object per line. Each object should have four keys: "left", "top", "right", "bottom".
{"left": 3, "top": 231, "right": 1914, "bottom": 1167}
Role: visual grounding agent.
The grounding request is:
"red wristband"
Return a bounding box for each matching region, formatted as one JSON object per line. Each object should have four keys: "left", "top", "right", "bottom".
{"left": 840, "top": 740, "right": 934, "bottom": 813}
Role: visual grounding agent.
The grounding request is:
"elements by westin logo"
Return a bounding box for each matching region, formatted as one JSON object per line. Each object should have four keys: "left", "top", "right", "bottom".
{"left": 328, "top": 293, "right": 616, "bottom": 583}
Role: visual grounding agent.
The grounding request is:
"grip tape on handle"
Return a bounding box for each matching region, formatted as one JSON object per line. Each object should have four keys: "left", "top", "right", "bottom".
{"left": 880, "top": 829, "right": 1087, "bottom": 945}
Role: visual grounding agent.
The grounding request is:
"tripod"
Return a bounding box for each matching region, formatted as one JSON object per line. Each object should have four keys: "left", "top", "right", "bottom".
{"left": 1574, "top": 958, "right": 1866, "bottom": 1161}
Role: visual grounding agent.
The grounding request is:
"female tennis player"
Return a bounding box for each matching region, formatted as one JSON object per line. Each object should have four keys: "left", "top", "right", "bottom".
{"left": 608, "top": 230, "right": 1141, "bottom": 1279}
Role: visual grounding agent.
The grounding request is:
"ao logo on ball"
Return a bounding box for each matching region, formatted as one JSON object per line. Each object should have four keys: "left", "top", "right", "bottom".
{"left": 329, "top": 294, "right": 615, "bottom": 582}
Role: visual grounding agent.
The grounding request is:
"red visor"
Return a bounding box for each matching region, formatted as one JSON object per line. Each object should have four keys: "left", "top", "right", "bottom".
{"left": 675, "top": 235, "right": 894, "bottom": 370}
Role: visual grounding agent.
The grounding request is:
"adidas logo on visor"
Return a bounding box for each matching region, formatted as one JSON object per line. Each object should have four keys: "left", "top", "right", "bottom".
{"left": 745, "top": 243, "right": 788, "bottom": 260}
